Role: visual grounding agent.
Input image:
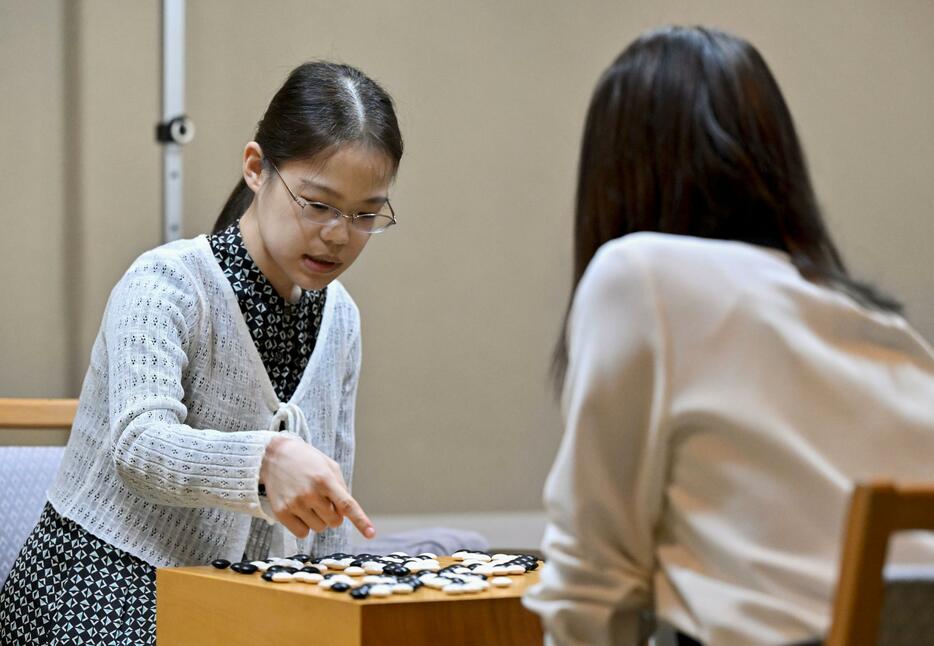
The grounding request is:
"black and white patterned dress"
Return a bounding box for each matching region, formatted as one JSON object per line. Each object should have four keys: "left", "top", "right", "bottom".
{"left": 0, "top": 222, "right": 325, "bottom": 645}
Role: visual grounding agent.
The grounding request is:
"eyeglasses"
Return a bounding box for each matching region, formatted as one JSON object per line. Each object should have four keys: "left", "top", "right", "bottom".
{"left": 269, "top": 161, "right": 397, "bottom": 234}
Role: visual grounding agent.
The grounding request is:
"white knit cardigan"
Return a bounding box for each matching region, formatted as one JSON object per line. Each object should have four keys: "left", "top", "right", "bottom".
{"left": 48, "top": 235, "right": 360, "bottom": 567}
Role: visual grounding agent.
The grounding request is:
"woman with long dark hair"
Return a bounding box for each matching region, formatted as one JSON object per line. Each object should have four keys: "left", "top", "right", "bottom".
{"left": 524, "top": 26, "right": 934, "bottom": 645}
{"left": 0, "top": 61, "right": 402, "bottom": 644}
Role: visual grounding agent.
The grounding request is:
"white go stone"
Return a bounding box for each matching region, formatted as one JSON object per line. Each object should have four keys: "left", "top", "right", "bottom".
{"left": 442, "top": 583, "right": 466, "bottom": 595}
{"left": 424, "top": 577, "right": 448, "bottom": 590}
{"left": 452, "top": 551, "right": 470, "bottom": 561}
{"left": 463, "top": 581, "right": 486, "bottom": 593}
{"left": 270, "top": 572, "right": 294, "bottom": 583}
{"left": 326, "top": 558, "right": 351, "bottom": 571}
{"left": 362, "top": 575, "right": 384, "bottom": 584}
{"left": 363, "top": 562, "right": 384, "bottom": 574}
{"left": 507, "top": 565, "right": 527, "bottom": 575}
{"left": 343, "top": 566, "right": 365, "bottom": 577}
{"left": 392, "top": 583, "right": 415, "bottom": 595}
{"left": 491, "top": 567, "right": 511, "bottom": 575}
{"left": 318, "top": 579, "right": 336, "bottom": 589}
{"left": 491, "top": 577, "right": 513, "bottom": 587}
{"left": 407, "top": 559, "right": 440, "bottom": 571}
{"left": 388, "top": 551, "right": 409, "bottom": 557}
{"left": 418, "top": 552, "right": 438, "bottom": 559}
{"left": 475, "top": 565, "right": 495, "bottom": 575}
{"left": 293, "top": 572, "right": 323, "bottom": 584}
{"left": 370, "top": 584, "right": 393, "bottom": 597}
{"left": 251, "top": 561, "right": 272, "bottom": 572}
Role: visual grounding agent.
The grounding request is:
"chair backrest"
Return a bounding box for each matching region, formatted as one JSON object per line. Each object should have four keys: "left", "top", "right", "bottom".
{"left": 827, "top": 481, "right": 934, "bottom": 646}
{"left": 0, "top": 398, "right": 78, "bottom": 430}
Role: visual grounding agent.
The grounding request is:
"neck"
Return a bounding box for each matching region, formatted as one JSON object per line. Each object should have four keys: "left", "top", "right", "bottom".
{"left": 239, "top": 207, "right": 297, "bottom": 301}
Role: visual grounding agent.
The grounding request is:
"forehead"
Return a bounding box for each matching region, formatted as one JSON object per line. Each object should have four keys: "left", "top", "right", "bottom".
{"left": 286, "top": 144, "right": 395, "bottom": 198}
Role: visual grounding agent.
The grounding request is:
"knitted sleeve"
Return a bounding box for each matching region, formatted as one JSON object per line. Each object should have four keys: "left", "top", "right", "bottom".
{"left": 104, "top": 253, "right": 278, "bottom": 516}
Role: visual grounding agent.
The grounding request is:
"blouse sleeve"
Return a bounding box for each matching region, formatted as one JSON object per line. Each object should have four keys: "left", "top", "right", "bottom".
{"left": 104, "top": 253, "right": 279, "bottom": 517}
{"left": 524, "top": 242, "right": 671, "bottom": 645}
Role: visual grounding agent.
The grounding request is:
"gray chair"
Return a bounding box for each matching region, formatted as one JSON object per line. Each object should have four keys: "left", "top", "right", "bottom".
{"left": 0, "top": 446, "right": 66, "bottom": 586}
{"left": 876, "top": 565, "right": 934, "bottom": 646}
{"left": 0, "top": 398, "right": 76, "bottom": 588}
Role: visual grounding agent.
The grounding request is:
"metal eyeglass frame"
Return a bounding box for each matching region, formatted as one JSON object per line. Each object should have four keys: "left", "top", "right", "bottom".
{"left": 268, "top": 161, "right": 397, "bottom": 234}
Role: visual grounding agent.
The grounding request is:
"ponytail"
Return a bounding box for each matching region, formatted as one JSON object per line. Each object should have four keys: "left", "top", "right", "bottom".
{"left": 212, "top": 178, "right": 254, "bottom": 234}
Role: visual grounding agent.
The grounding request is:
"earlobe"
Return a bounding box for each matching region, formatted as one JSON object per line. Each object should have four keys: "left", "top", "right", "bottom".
{"left": 242, "top": 141, "right": 265, "bottom": 193}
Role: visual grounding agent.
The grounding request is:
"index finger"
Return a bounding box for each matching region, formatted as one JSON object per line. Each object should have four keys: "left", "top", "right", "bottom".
{"left": 323, "top": 480, "right": 375, "bottom": 539}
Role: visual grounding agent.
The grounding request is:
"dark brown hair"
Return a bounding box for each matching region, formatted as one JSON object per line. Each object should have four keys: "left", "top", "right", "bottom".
{"left": 212, "top": 61, "right": 403, "bottom": 233}
{"left": 554, "top": 26, "right": 900, "bottom": 387}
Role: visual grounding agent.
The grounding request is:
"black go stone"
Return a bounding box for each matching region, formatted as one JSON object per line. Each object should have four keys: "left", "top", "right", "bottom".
{"left": 288, "top": 554, "right": 310, "bottom": 562}
{"left": 349, "top": 560, "right": 365, "bottom": 568}
{"left": 400, "top": 576, "right": 423, "bottom": 588}
{"left": 230, "top": 562, "right": 258, "bottom": 575}
{"left": 350, "top": 585, "right": 371, "bottom": 599}
{"left": 383, "top": 564, "right": 410, "bottom": 576}
{"left": 266, "top": 565, "right": 298, "bottom": 574}
{"left": 330, "top": 582, "right": 351, "bottom": 593}
{"left": 300, "top": 565, "right": 321, "bottom": 574}
{"left": 261, "top": 571, "right": 277, "bottom": 582}
{"left": 211, "top": 559, "right": 231, "bottom": 569}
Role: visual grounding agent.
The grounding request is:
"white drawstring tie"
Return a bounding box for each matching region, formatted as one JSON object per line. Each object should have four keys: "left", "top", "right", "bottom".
{"left": 267, "top": 401, "right": 310, "bottom": 438}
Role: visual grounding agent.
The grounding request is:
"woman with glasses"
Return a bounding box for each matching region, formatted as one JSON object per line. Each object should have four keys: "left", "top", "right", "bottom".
{"left": 523, "top": 27, "right": 934, "bottom": 646}
{"left": 0, "top": 61, "right": 401, "bottom": 645}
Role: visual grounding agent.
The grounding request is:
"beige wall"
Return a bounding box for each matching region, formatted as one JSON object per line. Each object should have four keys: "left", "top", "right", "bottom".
{"left": 2, "top": 1, "right": 933, "bottom": 514}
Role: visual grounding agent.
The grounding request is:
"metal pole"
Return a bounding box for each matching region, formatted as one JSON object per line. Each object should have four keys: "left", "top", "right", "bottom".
{"left": 160, "top": 0, "right": 190, "bottom": 243}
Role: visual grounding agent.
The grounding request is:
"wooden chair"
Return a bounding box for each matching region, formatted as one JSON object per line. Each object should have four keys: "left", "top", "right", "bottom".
{"left": 827, "top": 480, "right": 934, "bottom": 646}
{"left": 0, "top": 398, "right": 78, "bottom": 430}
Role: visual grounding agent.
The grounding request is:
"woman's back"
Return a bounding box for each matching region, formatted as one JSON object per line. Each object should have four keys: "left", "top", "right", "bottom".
{"left": 528, "top": 231, "right": 934, "bottom": 645}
